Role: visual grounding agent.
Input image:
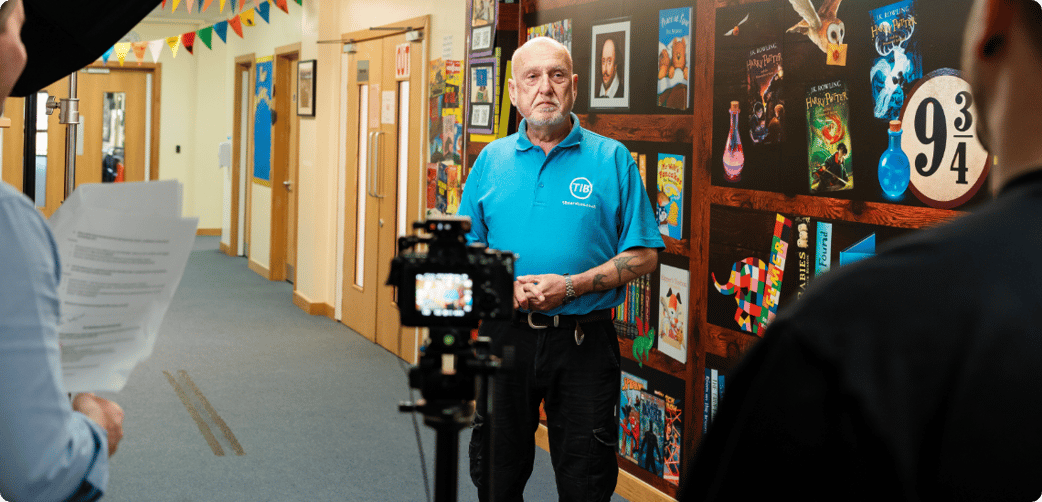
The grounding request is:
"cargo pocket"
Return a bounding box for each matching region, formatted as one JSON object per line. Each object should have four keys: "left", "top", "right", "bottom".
{"left": 586, "top": 426, "right": 620, "bottom": 499}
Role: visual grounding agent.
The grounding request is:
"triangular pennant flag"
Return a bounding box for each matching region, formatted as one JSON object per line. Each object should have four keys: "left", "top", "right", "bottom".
{"left": 132, "top": 42, "right": 148, "bottom": 66}
{"left": 162, "top": 0, "right": 168, "bottom": 8}
{"left": 114, "top": 42, "right": 131, "bottom": 66}
{"left": 230, "top": 0, "right": 237, "bottom": 12}
{"left": 213, "top": 21, "right": 229, "bottom": 43}
{"left": 172, "top": 0, "right": 182, "bottom": 12}
{"left": 294, "top": 0, "right": 301, "bottom": 6}
{"left": 197, "top": 27, "right": 213, "bottom": 49}
{"left": 274, "top": 0, "right": 288, "bottom": 14}
{"left": 255, "top": 1, "right": 269, "bottom": 23}
{"left": 240, "top": 9, "right": 255, "bottom": 27}
{"left": 149, "top": 40, "right": 164, "bottom": 63}
{"left": 197, "top": 0, "right": 205, "bottom": 12}
{"left": 186, "top": 0, "right": 193, "bottom": 13}
{"left": 182, "top": 32, "right": 196, "bottom": 55}
{"left": 167, "top": 35, "right": 182, "bottom": 58}
{"left": 228, "top": 15, "right": 244, "bottom": 38}
{"left": 203, "top": 0, "right": 214, "bottom": 12}
{"left": 220, "top": 0, "right": 226, "bottom": 12}
{"left": 101, "top": 45, "right": 114, "bottom": 65}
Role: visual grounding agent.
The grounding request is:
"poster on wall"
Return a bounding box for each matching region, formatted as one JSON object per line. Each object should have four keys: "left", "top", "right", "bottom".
{"left": 657, "top": 7, "right": 691, "bottom": 110}
{"left": 590, "top": 19, "right": 630, "bottom": 110}
{"left": 710, "top": 0, "right": 990, "bottom": 209}
{"left": 619, "top": 358, "right": 685, "bottom": 486}
{"left": 706, "top": 205, "right": 912, "bottom": 350}
{"left": 253, "top": 55, "right": 273, "bottom": 185}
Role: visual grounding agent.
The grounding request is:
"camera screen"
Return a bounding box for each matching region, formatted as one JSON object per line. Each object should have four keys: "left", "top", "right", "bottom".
{"left": 415, "top": 273, "right": 473, "bottom": 317}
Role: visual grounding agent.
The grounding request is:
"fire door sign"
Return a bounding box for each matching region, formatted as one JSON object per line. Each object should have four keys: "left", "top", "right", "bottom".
{"left": 396, "top": 43, "right": 411, "bottom": 79}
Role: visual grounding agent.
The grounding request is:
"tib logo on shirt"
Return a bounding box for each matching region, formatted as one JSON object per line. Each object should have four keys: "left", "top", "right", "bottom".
{"left": 570, "top": 177, "right": 593, "bottom": 200}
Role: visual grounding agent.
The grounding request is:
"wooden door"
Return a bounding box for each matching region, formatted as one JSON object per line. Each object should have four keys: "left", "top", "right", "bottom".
{"left": 341, "top": 23, "right": 426, "bottom": 362}
{"left": 78, "top": 69, "right": 149, "bottom": 186}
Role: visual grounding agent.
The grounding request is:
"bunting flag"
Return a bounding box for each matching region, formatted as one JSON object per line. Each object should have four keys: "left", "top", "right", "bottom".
{"left": 274, "top": 0, "right": 288, "bottom": 14}
{"left": 187, "top": 0, "right": 193, "bottom": 14}
{"left": 228, "top": 15, "right": 244, "bottom": 38}
{"left": 213, "top": 21, "right": 229, "bottom": 43}
{"left": 230, "top": 0, "right": 237, "bottom": 12}
{"left": 149, "top": 39, "right": 164, "bottom": 63}
{"left": 162, "top": 0, "right": 168, "bottom": 8}
{"left": 204, "top": 0, "right": 214, "bottom": 12}
{"left": 182, "top": 31, "right": 196, "bottom": 54}
{"left": 295, "top": 0, "right": 301, "bottom": 5}
{"left": 197, "top": 27, "right": 213, "bottom": 49}
{"left": 171, "top": 0, "right": 182, "bottom": 12}
{"left": 240, "top": 9, "right": 256, "bottom": 27}
{"left": 114, "top": 42, "right": 131, "bottom": 66}
{"left": 101, "top": 46, "right": 113, "bottom": 65}
{"left": 256, "top": 1, "right": 269, "bottom": 23}
{"left": 132, "top": 41, "right": 148, "bottom": 65}
{"left": 220, "top": 0, "right": 226, "bottom": 12}
{"left": 166, "top": 35, "right": 181, "bottom": 58}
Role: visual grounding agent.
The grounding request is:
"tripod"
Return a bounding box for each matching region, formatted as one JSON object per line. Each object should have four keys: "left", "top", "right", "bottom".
{"left": 400, "top": 328, "right": 498, "bottom": 502}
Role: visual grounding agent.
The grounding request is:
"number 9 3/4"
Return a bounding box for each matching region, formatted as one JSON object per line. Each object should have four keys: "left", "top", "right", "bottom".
{"left": 900, "top": 69, "right": 991, "bottom": 209}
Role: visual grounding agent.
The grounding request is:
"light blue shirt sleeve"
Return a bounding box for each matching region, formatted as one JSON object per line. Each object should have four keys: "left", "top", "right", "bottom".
{"left": 0, "top": 187, "right": 109, "bottom": 502}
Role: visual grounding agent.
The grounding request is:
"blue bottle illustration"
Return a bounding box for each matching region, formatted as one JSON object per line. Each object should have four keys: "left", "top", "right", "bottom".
{"left": 878, "top": 119, "right": 910, "bottom": 200}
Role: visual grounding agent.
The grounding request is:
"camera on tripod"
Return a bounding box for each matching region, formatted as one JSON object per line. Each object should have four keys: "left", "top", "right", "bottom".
{"left": 387, "top": 215, "right": 514, "bottom": 502}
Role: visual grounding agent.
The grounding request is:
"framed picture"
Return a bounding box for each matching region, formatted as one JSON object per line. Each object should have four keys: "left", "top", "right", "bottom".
{"left": 468, "top": 0, "right": 497, "bottom": 56}
{"left": 590, "top": 20, "right": 631, "bottom": 110}
{"left": 467, "top": 57, "right": 497, "bottom": 134}
{"left": 297, "top": 59, "right": 316, "bottom": 117}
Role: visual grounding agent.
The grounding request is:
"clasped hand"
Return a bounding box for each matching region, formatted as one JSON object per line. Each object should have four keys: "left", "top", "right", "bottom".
{"left": 515, "top": 274, "right": 568, "bottom": 311}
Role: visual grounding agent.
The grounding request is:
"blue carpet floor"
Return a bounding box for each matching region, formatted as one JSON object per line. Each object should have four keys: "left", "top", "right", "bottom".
{"left": 93, "top": 237, "right": 631, "bottom": 502}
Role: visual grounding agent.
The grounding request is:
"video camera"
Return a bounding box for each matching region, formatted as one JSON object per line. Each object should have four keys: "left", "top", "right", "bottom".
{"left": 388, "top": 215, "right": 515, "bottom": 328}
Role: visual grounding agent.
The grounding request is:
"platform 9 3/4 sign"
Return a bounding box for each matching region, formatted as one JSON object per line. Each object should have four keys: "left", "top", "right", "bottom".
{"left": 900, "top": 69, "right": 990, "bottom": 209}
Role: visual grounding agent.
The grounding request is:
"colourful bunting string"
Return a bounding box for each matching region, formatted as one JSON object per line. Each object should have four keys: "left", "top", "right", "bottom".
{"left": 256, "top": 1, "right": 269, "bottom": 23}
{"left": 213, "top": 21, "right": 229, "bottom": 43}
{"left": 114, "top": 42, "right": 131, "bottom": 66}
{"left": 172, "top": 0, "right": 182, "bottom": 13}
{"left": 132, "top": 41, "right": 148, "bottom": 65}
{"left": 148, "top": 40, "right": 164, "bottom": 63}
{"left": 166, "top": 35, "right": 181, "bottom": 58}
{"left": 228, "top": 15, "right": 244, "bottom": 38}
{"left": 198, "top": 27, "right": 213, "bottom": 50}
{"left": 274, "top": 0, "right": 288, "bottom": 14}
{"left": 182, "top": 31, "right": 196, "bottom": 54}
{"left": 240, "top": 9, "right": 256, "bottom": 27}
{"left": 101, "top": 46, "right": 113, "bottom": 65}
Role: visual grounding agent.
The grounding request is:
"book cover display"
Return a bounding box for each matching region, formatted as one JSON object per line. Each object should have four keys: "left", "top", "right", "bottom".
{"left": 746, "top": 42, "right": 784, "bottom": 145}
{"left": 806, "top": 80, "right": 853, "bottom": 193}
{"left": 870, "top": 0, "right": 921, "bottom": 121}
{"left": 657, "top": 8, "right": 691, "bottom": 111}
{"left": 619, "top": 360, "right": 685, "bottom": 485}
{"left": 658, "top": 263, "right": 689, "bottom": 364}
{"left": 656, "top": 153, "right": 685, "bottom": 240}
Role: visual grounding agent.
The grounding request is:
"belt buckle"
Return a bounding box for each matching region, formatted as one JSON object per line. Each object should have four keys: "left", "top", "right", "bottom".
{"left": 527, "top": 312, "right": 559, "bottom": 329}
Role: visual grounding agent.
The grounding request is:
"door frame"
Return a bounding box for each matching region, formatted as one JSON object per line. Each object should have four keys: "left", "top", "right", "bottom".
{"left": 271, "top": 43, "right": 301, "bottom": 283}
{"left": 229, "top": 54, "right": 256, "bottom": 257}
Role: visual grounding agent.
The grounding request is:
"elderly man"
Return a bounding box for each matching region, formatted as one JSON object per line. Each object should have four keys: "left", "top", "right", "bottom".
{"left": 680, "top": 0, "right": 1042, "bottom": 500}
{"left": 460, "top": 37, "right": 662, "bottom": 502}
{"left": 0, "top": 1, "right": 125, "bottom": 501}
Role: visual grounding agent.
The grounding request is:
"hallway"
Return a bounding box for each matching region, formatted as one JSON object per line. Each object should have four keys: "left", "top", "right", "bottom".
{"left": 97, "top": 237, "right": 627, "bottom": 502}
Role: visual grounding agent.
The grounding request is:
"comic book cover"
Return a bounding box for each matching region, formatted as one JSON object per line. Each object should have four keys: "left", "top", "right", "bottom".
{"left": 658, "top": 264, "right": 689, "bottom": 364}
{"left": 805, "top": 80, "right": 853, "bottom": 193}
{"left": 637, "top": 391, "right": 666, "bottom": 477}
{"left": 870, "top": 0, "right": 921, "bottom": 120}
{"left": 428, "top": 96, "right": 443, "bottom": 160}
{"left": 656, "top": 154, "right": 684, "bottom": 240}
{"left": 426, "top": 163, "right": 439, "bottom": 215}
{"left": 526, "top": 19, "right": 572, "bottom": 53}
{"left": 746, "top": 42, "right": 784, "bottom": 144}
{"left": 429, "top": 58, "right": 446, "bottom": 97}
{"left": 618, "top": 371, "right": 647, "bottom": 464}
{"left": 658, "top": 7, "right": 691, "bottom": 110}
{"left": 659, "top": 391, "right": 682, "bottom": 485}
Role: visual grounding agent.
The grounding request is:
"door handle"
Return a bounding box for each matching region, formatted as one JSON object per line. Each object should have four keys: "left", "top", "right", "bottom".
{"left": 367, "top": 131, "right": 376, "bottom": 197}
{"left": 283, "top": 180, "right": 292, "bottom": 191}
{"left": 372, "top": 131, "right": 385, "bottom": 199}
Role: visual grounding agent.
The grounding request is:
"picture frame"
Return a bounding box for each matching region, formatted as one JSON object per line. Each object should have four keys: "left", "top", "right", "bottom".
{"left": 590, "top": 20, "right": 631, "bottom": 110}
{"left": 297, "top": 59, "right": 316, "bottom": 117}
{"left": 468, "top": 0, "right": 498, "bottom": 57}
{"left": 467, "top": 57, "right": 497, "bottom": 134}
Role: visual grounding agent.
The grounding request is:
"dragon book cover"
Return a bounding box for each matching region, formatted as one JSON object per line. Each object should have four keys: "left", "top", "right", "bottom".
{"left": 805, "top": 80, "right": 853, "bottom": 193}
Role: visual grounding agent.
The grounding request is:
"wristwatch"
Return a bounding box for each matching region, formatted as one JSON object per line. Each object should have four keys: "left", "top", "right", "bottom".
{"left": 563, "top": 275, "right": 577, "bottom": 304}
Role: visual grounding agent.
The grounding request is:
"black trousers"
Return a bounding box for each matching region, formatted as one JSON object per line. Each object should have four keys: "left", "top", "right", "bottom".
{"left": 469, "top": 318, "right": 621, "bottom": 502}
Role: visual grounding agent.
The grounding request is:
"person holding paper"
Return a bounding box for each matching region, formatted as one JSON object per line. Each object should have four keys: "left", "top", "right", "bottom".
{"left": 0, "top": 1, "right": 124, "bottom": 500}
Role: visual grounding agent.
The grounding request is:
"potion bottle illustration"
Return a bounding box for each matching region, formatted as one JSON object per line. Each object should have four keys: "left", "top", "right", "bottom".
{"left": 878, "top": 119, "right": 910, "bottom": 200}
{"left": 723, "top": 101, "right": 744, "bottom": 182}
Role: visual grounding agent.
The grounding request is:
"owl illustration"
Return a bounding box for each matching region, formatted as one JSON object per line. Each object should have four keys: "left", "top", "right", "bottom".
{"left": 786, "top": 0, "right": 844, "bottom": 54}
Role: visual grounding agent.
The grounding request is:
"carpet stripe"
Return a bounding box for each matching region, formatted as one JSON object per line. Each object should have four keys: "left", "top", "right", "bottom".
{"left": 178, "top": 370, "right": 245, "bottom": 456}
{"left": 164, "top": 370, "right": 224, "bottom": 456}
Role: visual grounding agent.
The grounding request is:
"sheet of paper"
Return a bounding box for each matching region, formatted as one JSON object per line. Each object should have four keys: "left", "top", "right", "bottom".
{"left": 50, "top": 181, "right": 198, "bottom": 392}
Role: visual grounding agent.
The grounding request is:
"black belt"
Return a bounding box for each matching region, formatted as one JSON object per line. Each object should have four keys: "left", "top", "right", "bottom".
{"left": 512, "top": 309, "right": 612, "bottom": 330}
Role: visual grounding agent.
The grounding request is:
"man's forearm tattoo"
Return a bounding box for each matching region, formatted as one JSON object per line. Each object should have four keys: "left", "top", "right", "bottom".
{"left": 613, "top": 255, "right": 640, "bottom": 282}
{"left": 592, "top": 273, "right": 610, "bottom": 291}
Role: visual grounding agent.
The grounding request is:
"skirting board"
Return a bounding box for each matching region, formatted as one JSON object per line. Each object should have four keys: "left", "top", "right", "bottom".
{"left": 196, "top": 228, "right": 221, "bottom": 236}
{"left": 292, "top": 291, "right": 335, "bottom": 318}
{"left": 219, "top": 242, "right": 231, "bottom": 255}
{"left": 534, "top": 424, "right": 676, "bottom": 502}
{"left": 247, "top": 259, "right": 271, "bottom": 280}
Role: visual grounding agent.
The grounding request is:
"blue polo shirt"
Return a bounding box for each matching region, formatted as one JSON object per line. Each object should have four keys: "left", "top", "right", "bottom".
{"left": 459, "top": 113, "right": 664, "bottom": 315}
